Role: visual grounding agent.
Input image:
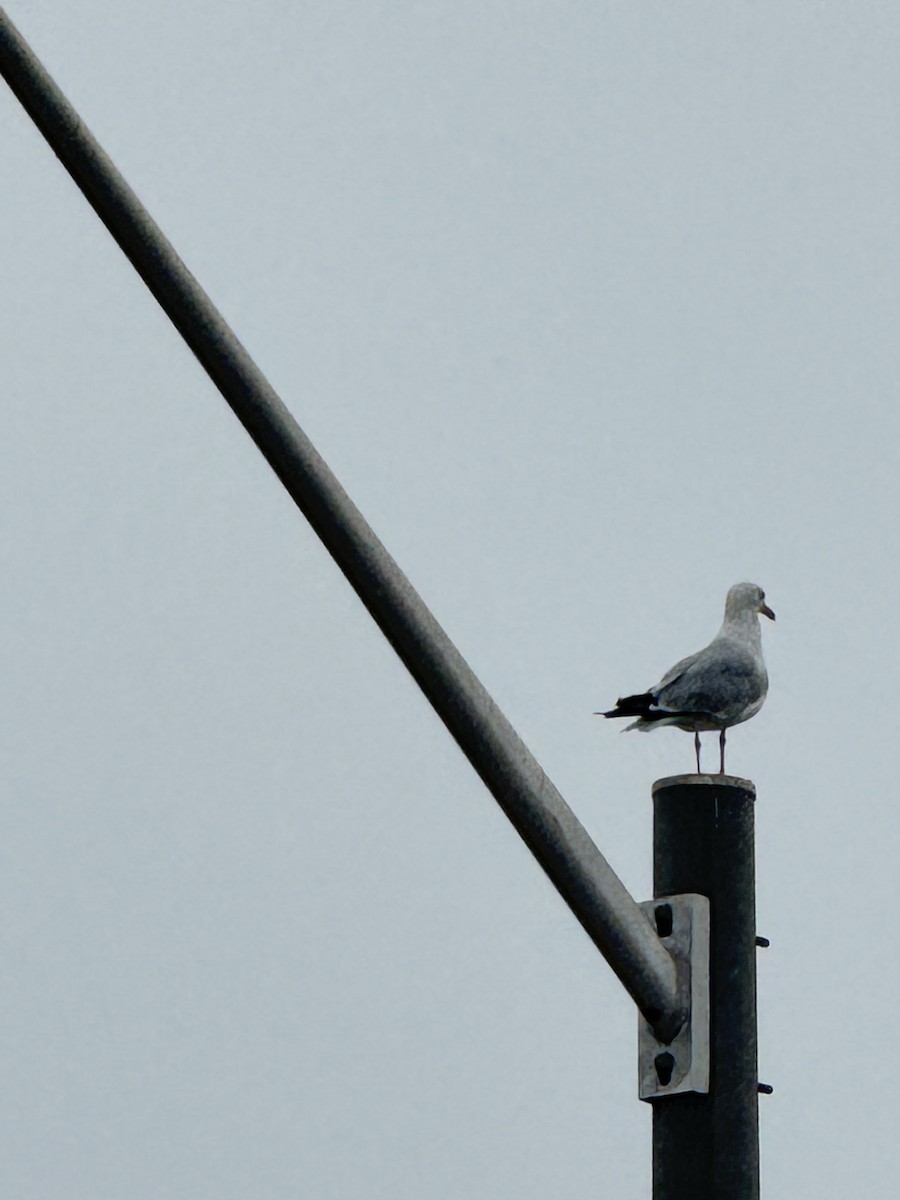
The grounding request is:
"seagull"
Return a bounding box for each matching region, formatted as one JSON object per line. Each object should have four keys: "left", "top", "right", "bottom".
{"left": 599, "top": 582, "right": 775, "bottom": 774}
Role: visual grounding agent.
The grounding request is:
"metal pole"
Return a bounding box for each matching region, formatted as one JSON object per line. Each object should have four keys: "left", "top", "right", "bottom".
{"left": 0, "top": 7, "right": 685, "bottom": 1040}
{"left": 651, "top": 775, "right": 760, "bottom": 1200}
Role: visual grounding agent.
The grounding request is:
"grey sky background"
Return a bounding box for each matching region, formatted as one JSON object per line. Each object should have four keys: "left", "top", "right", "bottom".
{"left": 2, "top": 2, "right": 898, "bottom": 1195}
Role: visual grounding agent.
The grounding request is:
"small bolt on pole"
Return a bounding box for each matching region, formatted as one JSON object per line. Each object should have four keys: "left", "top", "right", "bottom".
{"left": 650, "top": 774, "right": 762, "bottom": 1200}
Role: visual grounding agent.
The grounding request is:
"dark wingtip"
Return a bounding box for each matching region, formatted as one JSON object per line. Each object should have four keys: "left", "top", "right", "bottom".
{"left": 602, "top": 692, "right": 655, "bottom": 719}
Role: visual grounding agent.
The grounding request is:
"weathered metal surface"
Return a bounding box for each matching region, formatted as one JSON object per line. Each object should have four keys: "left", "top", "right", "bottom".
{"left": 0, "top": 7, "right": 685, "bottom": 1038}
{"left": 652, "top": 775, "right": 760, "bottom": 1200}
{"left": 639, "top": 894, "right": 710, "bottom": 1100}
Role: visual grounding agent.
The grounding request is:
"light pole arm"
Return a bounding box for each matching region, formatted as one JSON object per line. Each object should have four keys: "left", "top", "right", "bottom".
{"left": 0, "top": 6, "right": 684, "bottom": 1041}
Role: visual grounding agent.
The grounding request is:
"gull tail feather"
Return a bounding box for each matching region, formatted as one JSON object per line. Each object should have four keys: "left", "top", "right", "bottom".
{"left": 600, "top": 692, "right": 657, "bottom": 720}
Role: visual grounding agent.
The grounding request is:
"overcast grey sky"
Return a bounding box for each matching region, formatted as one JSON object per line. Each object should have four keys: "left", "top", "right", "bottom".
{"left": 3, "top": 2, "right": 899, "bottom": 1196}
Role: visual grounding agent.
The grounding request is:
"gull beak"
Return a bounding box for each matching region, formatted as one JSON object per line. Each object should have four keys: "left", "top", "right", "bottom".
{"left": 760, "top": 603, "right": 776, "bottom": 621}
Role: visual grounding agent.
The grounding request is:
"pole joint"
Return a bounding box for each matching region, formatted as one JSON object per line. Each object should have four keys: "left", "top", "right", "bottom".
{"left": 638, "top": 894, "right": 710, "bottom": 1099}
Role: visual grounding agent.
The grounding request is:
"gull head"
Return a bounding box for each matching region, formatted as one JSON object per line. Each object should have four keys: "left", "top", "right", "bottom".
{"left": 725, "top": 581, "right": 776, "bottom": 622}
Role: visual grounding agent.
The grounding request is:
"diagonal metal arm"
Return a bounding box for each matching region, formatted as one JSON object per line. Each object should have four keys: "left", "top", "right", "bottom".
{"left": 0, "top": 6, "right": 684, "bottom": 1042}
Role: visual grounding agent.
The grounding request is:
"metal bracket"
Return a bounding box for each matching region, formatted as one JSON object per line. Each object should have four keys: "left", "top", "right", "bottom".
{"left": 638, "top": 893, "right": 710, "bottom": 1101}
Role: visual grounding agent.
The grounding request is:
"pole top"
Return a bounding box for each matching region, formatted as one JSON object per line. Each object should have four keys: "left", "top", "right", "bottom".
{"left": 652, "top": 774, "right": 756, "bottom": 797}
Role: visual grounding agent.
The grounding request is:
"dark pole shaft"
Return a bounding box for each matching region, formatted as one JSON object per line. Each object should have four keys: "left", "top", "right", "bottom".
{"left": 652, "top": 775, "right": 760, "bottom": 1200}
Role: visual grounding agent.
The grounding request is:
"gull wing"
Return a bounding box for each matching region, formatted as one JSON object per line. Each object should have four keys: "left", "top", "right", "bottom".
{"left": 656, "top": 639, "right": 765, "bottom": 722}
{"left": 653, "top": 650, "right": 700, "bottom": 698}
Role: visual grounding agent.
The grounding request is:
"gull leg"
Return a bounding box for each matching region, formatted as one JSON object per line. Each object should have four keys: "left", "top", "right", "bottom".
{"left": 719, "top": 729, "right": 726, "bottom": 775}
{"left": 694, "top": 731, "right": 702, "bottom": 774}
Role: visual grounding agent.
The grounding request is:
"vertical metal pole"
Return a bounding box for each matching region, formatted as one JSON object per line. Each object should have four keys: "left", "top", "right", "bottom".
{"left": 651, "top": 775, "right": 760, "bottom": 1200}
